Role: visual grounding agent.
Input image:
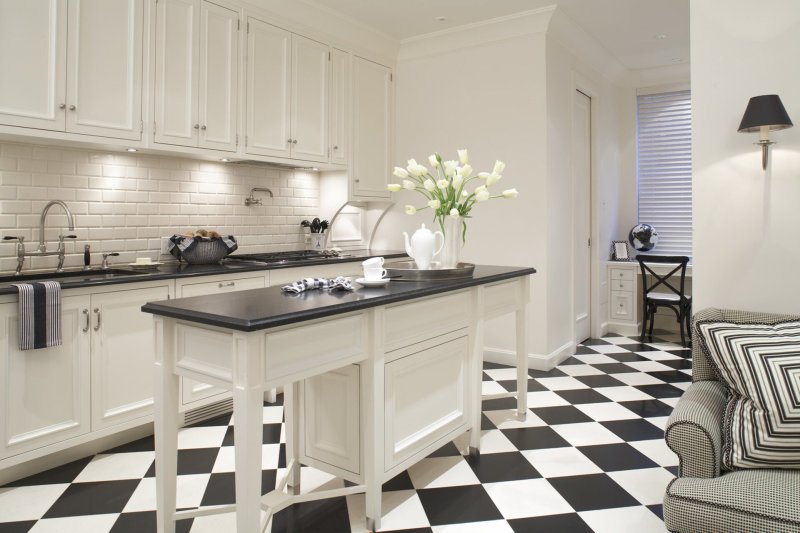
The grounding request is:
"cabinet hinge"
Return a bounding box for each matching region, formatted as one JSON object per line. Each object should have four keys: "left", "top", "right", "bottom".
{"left": 245, "top": 135, "right": 248, "bottom": 146}
{"left": 247, "top": 21, "right": 250, "bottom": 33}
{"left": 328, "top": 51, "right": 331, "bottom": 61}
{"left": 588, "top": 238, "right": 591, "bottom": 247}
{"left": 153, "top": 121, "right": 156, "bottom": 135}
{"left": 236, "top": 134, "right": 239, "bottom": 147}
{"left": 390, "top": 73, "right": 393, "bottom": 82}
{"left": 140, "top": 120, "right": 143, "bottom": 133}
{"left": 237, "top": 19, "right": 240, "bottom": 31}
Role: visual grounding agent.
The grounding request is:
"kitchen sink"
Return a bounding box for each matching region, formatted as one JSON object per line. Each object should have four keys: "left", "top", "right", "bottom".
{"left": 0, "top": 268, "right": 149, "bottom": 284}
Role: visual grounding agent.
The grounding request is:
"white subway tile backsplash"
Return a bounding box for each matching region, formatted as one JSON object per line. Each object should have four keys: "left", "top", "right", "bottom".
{"left": 0, "top": 141, "right": 320, "bottom": 271}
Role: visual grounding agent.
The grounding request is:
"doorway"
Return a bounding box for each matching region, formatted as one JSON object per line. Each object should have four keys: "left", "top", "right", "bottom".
{"left": 573, "top": 90, "right": 592, "bottom": 344}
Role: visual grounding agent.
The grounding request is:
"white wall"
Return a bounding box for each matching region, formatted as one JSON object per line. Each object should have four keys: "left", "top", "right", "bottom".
{"left": 0, "top": 142, "right": 319, "bottom": 272}
{"left": 691, "top": 0, "right": 800, "bottom": 313}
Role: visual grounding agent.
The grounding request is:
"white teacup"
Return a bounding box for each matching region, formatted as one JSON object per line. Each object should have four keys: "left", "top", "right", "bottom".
{"left": 135, "top": 257, "right": 154, "bottom": 265}
{"left": 363, "top": 266, "right": 387, "bottom": 281}
{"left": 362, "top": 256, "right": 384, "bottom": 268}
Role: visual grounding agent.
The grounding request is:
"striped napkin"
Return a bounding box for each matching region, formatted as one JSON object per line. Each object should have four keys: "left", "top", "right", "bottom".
{"left": 281, "top": 277, "right": 353, "bottom": 293}
{"left": 11, "top": 281, "right": 62, "bottom": 350}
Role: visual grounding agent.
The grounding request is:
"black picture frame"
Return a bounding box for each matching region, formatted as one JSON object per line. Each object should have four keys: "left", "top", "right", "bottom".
{"left": 610, "top": 241, "right": 630, "bottom": 261}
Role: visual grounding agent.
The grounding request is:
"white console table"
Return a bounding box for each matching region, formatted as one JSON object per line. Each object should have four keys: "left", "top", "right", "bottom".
{"left": 143, "top": 266, "right": 533, "bottom": 532}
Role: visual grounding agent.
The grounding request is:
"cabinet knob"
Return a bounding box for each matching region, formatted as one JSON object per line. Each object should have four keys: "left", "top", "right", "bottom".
{"left": 354, "top": 179, "right": 360, "bottom": 183}
{"left": 292, "top": 139, "right": 298, "bottom": 144}
{"left": 69, "top": 104, "right": 76, "bottom": 111}
{"left": 287, "top": 138, "right": 293, "bottom": 144}
{"left": 332, "top": 145, "right": 339, "bottom": 150}
{"left": 201, "top": 125, "right": 207, "bottom": 130}
{"left": 59, "top": 103, "right": 66, "bottom": 110}
{"left": 194, "top": 124, "right": 200, "bottom": 129}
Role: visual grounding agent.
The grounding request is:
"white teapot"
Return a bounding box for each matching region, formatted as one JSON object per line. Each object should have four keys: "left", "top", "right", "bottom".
{"left": 403, "top": 223, "right": 444, "bottom": 270}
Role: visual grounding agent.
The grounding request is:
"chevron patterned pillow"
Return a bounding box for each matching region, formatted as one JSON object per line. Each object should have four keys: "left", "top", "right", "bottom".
{"left": 696, "top": 320, "right": 800, "bottom": 470}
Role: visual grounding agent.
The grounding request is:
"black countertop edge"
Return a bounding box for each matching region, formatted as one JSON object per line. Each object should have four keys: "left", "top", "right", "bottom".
{"left": 0, "top": 250, "right": 407, "bottom": 296}
{"left": 142, "top": 265, "right": 537, "bottom": 332}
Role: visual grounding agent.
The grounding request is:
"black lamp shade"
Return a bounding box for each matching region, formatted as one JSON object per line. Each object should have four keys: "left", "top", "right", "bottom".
{"left": 738, "top": 94, "right": 793, "bottom": 132}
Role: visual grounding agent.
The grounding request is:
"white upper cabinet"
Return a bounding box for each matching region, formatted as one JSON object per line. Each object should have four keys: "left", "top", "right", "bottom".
{"left": 154, "top": 0, "right": 238, "bottom": 152}
{"left": 0, "top": 0, "right": 143, "bottom": 140}
{"left": 329, "top": 48, "right": 350, "bottom": 166}
{"left": 245, "top": 18, "right": 328, "bottom": 162}
{"left": 290, "top": 35, "right": 329, "bottom": 162}
{"left": 352, "top": 56, "right": 392, "bottom": 199}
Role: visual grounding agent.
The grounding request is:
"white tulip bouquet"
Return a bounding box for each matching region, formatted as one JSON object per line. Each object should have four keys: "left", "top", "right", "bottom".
{"left": 387, "top": 149, "right": 519, "bottom": 242}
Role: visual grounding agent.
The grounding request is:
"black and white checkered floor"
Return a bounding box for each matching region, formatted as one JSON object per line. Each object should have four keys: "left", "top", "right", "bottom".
{"left": 0, "top": 332, "right": 692, "bottom": 532}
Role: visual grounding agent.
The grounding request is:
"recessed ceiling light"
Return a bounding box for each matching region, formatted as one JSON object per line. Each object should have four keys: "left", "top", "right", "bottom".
{"left": 126, "top": 148, "right": 138, "bottom": 152}
{"left": 436, "top": 16, "right": 447, "bottom": 22}
{"left": 220, "top": 158, "right": 230, "bottom": 162}
{"left": 655, "top": 33, "right": 668, "bottom": 40}
{"left": 312, "top": 167, "right": 319, "bottom": 171}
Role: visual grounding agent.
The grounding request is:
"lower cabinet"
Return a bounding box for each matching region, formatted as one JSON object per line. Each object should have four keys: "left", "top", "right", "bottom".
{"left": 0, "top": 283, "right": 170, "bottom": 460}
{"left": 0, "top": 295, "right": 91, "bottom": 458}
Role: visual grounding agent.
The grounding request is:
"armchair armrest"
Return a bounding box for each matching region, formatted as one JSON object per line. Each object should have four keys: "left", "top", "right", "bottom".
{"left": 665, "top": 380, "right": 727, "bottom": 478}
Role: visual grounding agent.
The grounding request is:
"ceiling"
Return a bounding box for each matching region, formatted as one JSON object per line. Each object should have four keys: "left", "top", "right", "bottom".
{"left": 310, "top": 0, "right": 689, "bottom": 71}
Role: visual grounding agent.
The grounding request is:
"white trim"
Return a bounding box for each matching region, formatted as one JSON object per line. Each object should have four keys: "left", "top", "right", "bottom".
{"left": 483, "top": 340, "right": 575, "bottom": 372}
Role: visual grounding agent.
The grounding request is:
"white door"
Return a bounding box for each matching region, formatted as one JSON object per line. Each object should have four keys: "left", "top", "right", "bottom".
{"left": 0, "top": 295, "right": 91, "bottom": 459}
{"left": 0, "top": 0, "right": 67, "bottom": 130}
{"left": 66, "top": 0, "right": 143, "bottom": 140}
{"left": 90, "top": 285, "right": 170, "bottom": 430}
{"left": 352, "top": 57, "right": 391, "bottom": 199}
{"left": 290, "top": 35, "right": 329, "bottom": 162}
{"left": 329, "top": 48, "right": 350, "bottom": 166}
{"left": 573, "top": 90, "right": 592, "bottom": 343}
{"left": 154, "top": 0, "right": 199, "bottom": 147}
{"left": 245, "top": 18, "right": 291, "bottom": 158}
{"left": 198, "top": 0, "right": 237, "bottom": 152}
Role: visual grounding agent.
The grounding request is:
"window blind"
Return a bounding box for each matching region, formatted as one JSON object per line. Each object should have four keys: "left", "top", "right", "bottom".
{"left": 636, "top": 90, "right": 692, "bottom": 256}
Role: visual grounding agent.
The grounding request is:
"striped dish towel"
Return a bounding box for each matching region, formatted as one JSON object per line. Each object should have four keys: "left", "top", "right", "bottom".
{"left": 10, "top": 281, "right": 62, "bottom": 350}
{"left": 281, "top": 277, "right": 353, "bottom": 293}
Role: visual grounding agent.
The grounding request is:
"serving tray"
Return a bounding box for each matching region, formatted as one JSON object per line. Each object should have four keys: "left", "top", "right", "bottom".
{"left": 385, "top": 261, "right": 475, "bottom": 281}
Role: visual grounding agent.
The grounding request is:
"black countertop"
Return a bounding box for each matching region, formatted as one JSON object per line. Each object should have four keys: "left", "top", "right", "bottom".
{"left": 0, "top": 250, "right": 407, "bottom": 296}
{"left": 142, "top": 265, "right": 536, "bottom": 332}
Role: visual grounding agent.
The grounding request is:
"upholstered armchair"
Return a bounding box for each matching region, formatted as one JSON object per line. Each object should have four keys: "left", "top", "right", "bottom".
{"left": 663, "top": 308, "right": 800, "bottom": 533}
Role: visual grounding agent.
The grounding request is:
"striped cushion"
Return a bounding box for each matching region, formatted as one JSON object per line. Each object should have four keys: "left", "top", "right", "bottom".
{"left": 696, "top": 320, "right": 800, "bottom": 470}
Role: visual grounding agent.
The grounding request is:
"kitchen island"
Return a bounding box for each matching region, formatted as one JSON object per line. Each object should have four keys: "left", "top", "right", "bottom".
{"left": 142, "top": 265, "right": 535, "bottom": 532}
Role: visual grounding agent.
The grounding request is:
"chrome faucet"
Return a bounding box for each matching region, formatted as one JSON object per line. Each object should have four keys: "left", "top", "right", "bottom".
{"left": 5, "top": 200, "right": 77, "bottom": 275}
{"left": 244, "top": 187, "right": 274, "bottom": 206}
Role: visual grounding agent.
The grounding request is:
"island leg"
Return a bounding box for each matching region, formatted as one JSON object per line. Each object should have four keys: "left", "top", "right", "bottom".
{"left": 364, "top": 308, "right": 385, "bottom": 531}
{"left": 469, "top": 286, "right": 485, "bottom": 457}
{"left": 516, "top": 277, "right": 530, "bottom": 420}
{"left": 232, "top": 333, "right": 265, "bottom": 532}
{"left": 284, "top": 382, "right": 301, "bottom": 494}
{"left": 154, "top": 317, "right": 179, "bottom": 533}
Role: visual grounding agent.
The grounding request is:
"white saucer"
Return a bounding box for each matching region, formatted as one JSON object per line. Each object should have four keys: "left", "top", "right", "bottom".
{"left": 127, "top": 262, "right": 163, "bottom": 269}
{"left": 356, "top": 277, "right": 390, "bottom": 287}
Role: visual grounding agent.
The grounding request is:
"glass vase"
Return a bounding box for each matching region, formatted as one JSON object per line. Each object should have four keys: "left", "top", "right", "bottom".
{"left": 439, "top": 216, "right": 464, "bottom": 269}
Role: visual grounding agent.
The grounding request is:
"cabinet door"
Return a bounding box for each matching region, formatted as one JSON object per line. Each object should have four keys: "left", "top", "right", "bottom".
{"left": 154, "top": 0, "right": 199, "bottom": 147}
{"left": 0, "top": 295, "right": 91, "bottom": 459}
{"left": 245, "top": 18, "right": 291, "bottom": 158}
{"left": 352, "top": 57, "right": 391, "bottom": 199}
{"left": 65, "top": 0, "right": 143, "bottom": 140}
{"left": 198, "top": 0, "right": 237, "bottom": 152}
{"left": 0, "top": 0, "right": 67, "bottom": 130}
{"left": 90, "top": 285, "right": 170, "bottom": 430}
{"left": 290, "top": 35, "right": 328, "bottom": 162}
{"left": 329, "top": 48, "right": 350, "bottom": 166}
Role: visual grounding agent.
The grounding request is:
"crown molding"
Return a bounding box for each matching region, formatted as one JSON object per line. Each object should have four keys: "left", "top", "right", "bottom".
{"left": 398, "top": 7, "right": 555, "bottom": 62}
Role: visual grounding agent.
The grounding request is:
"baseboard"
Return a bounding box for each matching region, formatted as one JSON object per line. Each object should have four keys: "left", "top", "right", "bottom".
{"left": 484, "top": 340, "right": 575, "bottom": 371}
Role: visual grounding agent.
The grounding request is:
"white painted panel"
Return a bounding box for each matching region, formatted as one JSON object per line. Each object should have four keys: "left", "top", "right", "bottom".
{"left": 384, "top": 337, "right": 468, "bottom": 469}
{"left": 483, "top": 280, "right": 524, "bottom": 320}
{"left": 352, "top": 56, "right": 391, "bottom": 198}
{"left": 329, "top": 48, "right": 350, "bottom": 165}
{"left": 198, "top": 1, "right": 237, "bottom": 151}
{"left": 384, "top": 291, "right": 470, "bottom": 352}
{"left": 91, "top": 285, "right": 170, "bottom": 430}
{"left": 0, "top": 0, "right": 66, "bottom": 130}
{"left": 573, "top": 90, "right": 592, "bottom": 343}
{"left": 303, "top": 364, "right": 360, "bottom": 474}
{"left": 290, "top": 34, "right": 328, "bottom": 162}
{"left": 66, "top": 0, "right": 143, "bottom": 140}
{"left": 610, "top": 290, "right": 634, "bottom": 321}
{"left": 265, "top": 314, "right": 365, "bottom": 386}
{"left": 0, "top": 295, "right": 90, "bottom": 458}
{"left": 154, "top": 0, "right": 198, "bottom": 147}
{"left": 176, "top": 323, "right": 233, "bottom": 383}
{"left": 245, "top": 18, "right": 291, "bottom": 157}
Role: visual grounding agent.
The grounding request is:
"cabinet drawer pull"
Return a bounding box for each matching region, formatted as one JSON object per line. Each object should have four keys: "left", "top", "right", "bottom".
{"left": 69, "top": 104, "right": 76, "bottom": 111}
{"left": 332, "top": 145, "right": 338, "bottom": 150}
{"left": 82, "top": 309, "right": 90, "bottom": 333}
{"left": 59, "top": 103, "right": 66, "bottom": 110}
{"left": 194, "top": 124, "right": 200, "bottom": 129}
{"left": 292, "top": 139, "right": 298, "bottom": 144}
{"left": 93, "top": 308, "right": 101, "bottom": 331}
{"left": 201, "top": 125, "right": 207, "bottom": 130}
{"left": 218, "top": 282, "right": 235, "bottom": 288}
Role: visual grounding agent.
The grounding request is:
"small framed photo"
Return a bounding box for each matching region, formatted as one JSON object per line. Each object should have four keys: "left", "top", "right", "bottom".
{"left": 611, "top": 241, "right": 630, "bottom": 261}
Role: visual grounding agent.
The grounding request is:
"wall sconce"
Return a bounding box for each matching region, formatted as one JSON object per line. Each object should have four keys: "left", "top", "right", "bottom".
{"left": 738, "top": 94, "right": 793, "bottom": 170}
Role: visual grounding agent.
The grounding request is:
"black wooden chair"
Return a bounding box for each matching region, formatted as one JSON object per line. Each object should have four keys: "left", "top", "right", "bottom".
{"left": 635, "top": 255, "right": 691, "bottom": 347}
